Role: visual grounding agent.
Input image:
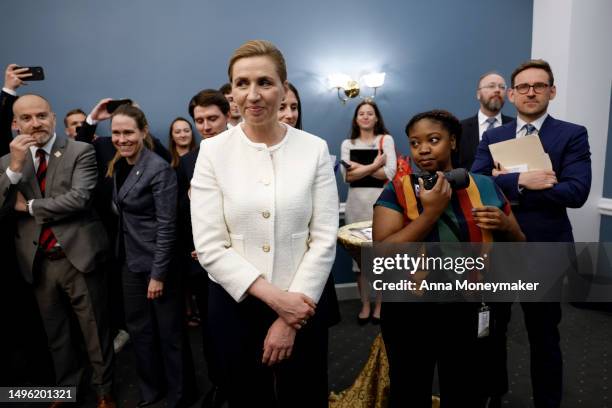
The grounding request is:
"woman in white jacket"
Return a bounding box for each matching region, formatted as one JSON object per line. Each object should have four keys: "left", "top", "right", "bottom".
{"left": 190, "top": 40, "right": 339, "bottom": 407}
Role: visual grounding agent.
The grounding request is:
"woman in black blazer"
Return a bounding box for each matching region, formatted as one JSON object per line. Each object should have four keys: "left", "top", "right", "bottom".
{"left": 107, "top": 104, "right": 188, "bottom": 408}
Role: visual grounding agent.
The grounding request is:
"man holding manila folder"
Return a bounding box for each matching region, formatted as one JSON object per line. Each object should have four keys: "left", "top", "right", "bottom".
{"left": 472, "top": 59, "right": 591, "bottom": 408}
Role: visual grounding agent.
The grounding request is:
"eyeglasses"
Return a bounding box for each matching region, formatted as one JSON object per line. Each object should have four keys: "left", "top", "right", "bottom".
{"left": 478, "top": 83, "right": 506, "bottom": 91}
{"left": 513, "top": 82, "right": 550, "bottom": 94}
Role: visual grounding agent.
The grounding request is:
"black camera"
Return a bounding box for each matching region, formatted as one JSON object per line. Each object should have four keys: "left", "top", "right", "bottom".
{"left": 412, "top": 168, "right": 470, "bottom": 190}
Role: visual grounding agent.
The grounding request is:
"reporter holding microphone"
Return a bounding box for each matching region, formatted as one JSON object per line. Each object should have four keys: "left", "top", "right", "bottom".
{"left": 373, "top": 110, "right": 524, "bottom": 408}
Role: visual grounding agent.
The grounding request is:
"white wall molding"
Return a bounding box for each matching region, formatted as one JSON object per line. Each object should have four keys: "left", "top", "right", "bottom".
{"left": 532, "top": 0, "right": 612, "bottom": 241}
{"left": 598, "top": 198, "right": 612, "bottom": 217}
{"left": 335, "top": 282, "right": 359, "bottom": 300}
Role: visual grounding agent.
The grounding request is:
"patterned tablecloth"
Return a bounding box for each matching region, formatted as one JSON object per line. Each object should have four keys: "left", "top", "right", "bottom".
{"left": 337, "top": 220, "right": 372, "bottom": 267}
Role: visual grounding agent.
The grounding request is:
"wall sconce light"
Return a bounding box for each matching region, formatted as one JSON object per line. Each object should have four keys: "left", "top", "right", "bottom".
{"left": 328, "top": 72, "right": 386, "bottom": 104}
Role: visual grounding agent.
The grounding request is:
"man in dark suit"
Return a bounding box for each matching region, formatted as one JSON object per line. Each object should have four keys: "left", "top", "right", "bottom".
{"left": 177, "top": 89, "right": 229, "bottom": 408}
{"left": 0, "top": 93, "right": 116, "bottom": 408}
{"left": 457, "top": 71, "right": 514, "bottom": 169}
{"left": 472, "top": 59, "right": 591, "bottom": 408}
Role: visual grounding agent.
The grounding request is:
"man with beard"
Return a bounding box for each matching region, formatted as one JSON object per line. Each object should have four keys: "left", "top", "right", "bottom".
{"left": 472, "top": 59, "right": 591, "bottom": 408}
{"left": 0, "top": 93, "right": 116, "bottom": 408}
{"left": 456, "top": 71, "right": 514, "bottom": 168}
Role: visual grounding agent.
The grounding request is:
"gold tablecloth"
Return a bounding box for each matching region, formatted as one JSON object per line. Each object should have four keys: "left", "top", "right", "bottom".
{"left": 328, "top": 334, "right": 440, "bottom": 408}
{"left": 328, "top": 334, "right": 389, "bottom": 408}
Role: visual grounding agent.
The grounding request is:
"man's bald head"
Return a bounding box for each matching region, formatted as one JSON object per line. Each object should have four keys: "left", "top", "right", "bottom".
{"left": 12, "top": 93, "right": 56, "bottom": 147}
{"left": 13, "top": 93, "right": 52, "bottom": 113}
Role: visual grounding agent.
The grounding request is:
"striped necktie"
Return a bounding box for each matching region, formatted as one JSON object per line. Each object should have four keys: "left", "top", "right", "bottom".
{"left": 36, "top": 149, "right": 58, "bottom": 251}
{"left": 486, "top": 117, "right": 496, "bottom": 130}
{"left": 523, "top": 123, "right": 536, "bottom": 135}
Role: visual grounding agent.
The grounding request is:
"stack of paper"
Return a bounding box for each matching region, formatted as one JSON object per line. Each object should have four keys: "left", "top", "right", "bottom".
{"left": 488, "top": 134, "right": 552, "bottom": 172}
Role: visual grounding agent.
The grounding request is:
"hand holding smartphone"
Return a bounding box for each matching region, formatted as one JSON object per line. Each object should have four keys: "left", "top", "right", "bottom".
{"left": 105, "top": 99, "right": 132, "bottom": 114}
{"left": 16, "top": 66, "right": 45, "bottom": 81}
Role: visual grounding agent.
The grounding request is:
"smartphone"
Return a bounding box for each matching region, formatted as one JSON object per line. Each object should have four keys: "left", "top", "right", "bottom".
{"left": 17, "top": 66, "right": 45, "bottom": 81}
{"left": 106, "top": 99, "right": 132, "bottom": 114}
{"left": 340, "top": 160, "right": 352, "bottom": 169}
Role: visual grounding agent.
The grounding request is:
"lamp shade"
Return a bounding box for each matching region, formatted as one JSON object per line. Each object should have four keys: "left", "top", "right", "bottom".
{"left": 362, "top": 72, "right": 386, "bottom": 88}
{"left": 328, "top": 73, "right": 352, "bottom": 89}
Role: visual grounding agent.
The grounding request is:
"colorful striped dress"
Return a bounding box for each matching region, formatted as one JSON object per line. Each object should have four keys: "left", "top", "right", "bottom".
{"left": 374, "top": 172, "right": 511, "bottom": 243}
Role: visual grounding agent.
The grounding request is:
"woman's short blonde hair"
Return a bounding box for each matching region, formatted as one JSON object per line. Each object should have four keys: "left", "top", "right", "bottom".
{"left": 227, "top": 40, "right": 287, "bottom": 84}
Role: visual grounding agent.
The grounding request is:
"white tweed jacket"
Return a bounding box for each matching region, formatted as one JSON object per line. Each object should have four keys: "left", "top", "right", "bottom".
{"left": 190, "top": 124, "right": 339, "bottom": 303}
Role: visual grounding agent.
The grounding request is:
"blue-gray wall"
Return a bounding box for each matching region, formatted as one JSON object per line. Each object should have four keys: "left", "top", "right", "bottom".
{"left": 599, "top": 87, "right": 612, "bottom": 241}
{"left": 602, "top": 87, "right": 612, "bottom": 198}
{"left": 601, "top": 217, "right": 612, "bottom": 242}
{"left": 0, "top": 0, "right": 533, "bottom": 282}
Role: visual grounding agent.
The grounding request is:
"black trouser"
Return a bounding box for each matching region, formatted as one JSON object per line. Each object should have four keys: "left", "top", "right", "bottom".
{"left": 106, "top": 257, "right": 126, "bottom": 335}
{"left": 1, "top": 258, "right": 54, "bottom": 385}
{"left": 492, "top": 302, "right": 562, "bottom": 408}
{"left": 381, "top": 302, "right": 488, "bottom": 408}
{"left": 483, "top": 302, "right": 512, "bottom": 398}
{"left": 34, "top": 256, "right": 114, "bottom": 396}
{"left": 207, "top": 281, "right": 329, "bottom": 408}
{"left": 122, "top": 265, "right": 190, "bottom": 408}
{"left": 184, "top": 258, "right": 218, "bottom": 387}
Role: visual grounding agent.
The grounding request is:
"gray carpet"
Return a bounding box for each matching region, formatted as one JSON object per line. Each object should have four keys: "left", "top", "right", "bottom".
{"left": 329, "top": 301, "right": 612, "bottom": 407}
{"left": 11, "top": 301, "right": 610, "bottom": 407}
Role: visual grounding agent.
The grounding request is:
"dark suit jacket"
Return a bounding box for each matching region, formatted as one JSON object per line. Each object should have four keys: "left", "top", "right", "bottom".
{"left": 0, "top": 90, "right": 15, "bottom": 157}
{"left": 75, "top": 121, "right": 171, "bottom": 241}
{"left": 471, "top": 115, "right": 591, "bottom": 242}
{"left": 456, "top": 113, "right": 514, "bottom": 169}
{"left": 114, "top": 147, "right": 177, "bottom": 280}
{"left": 176, "top": 147, "right": 199, "bottom": 256}
{"left": 76, "top": 121, "right": 171, "bottom": 165}
{"left": 0, "top": 90, "right": 18, "bottom": 269}
{"left": 0, "top": 89, "right": 21, "bottom": 292}
{"left": 0, "top": 137, "right": 109, "bottom": 281}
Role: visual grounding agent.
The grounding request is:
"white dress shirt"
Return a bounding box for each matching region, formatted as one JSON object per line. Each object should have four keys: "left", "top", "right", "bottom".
{"left": 2, "top": 87, "right": 17, "bottom": 96}
{"left": 516, "top": 113, "right": 548, "bottom": 138}
{"left": 478, "top": 110, "right": 503, "bottom": 140}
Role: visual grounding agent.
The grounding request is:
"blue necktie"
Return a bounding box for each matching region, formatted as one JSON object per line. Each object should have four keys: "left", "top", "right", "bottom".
{"left": 486, "top": 117, "right": 496, "bottom": 130}
{"left": 524, "top": 123, "right": 536, "bottom": 135}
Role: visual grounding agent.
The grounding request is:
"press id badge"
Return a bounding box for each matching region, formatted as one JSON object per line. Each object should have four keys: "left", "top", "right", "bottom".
{"left": 477, "top": 304, "right": 490, "bottom": 338}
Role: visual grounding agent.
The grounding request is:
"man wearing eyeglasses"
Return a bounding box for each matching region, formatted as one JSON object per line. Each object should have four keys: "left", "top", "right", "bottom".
{"left": 472, "top": 60, "right": 591, "bottom": 408}
{"left": 456, "top": 71, "right": 514, "bottom": 169}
